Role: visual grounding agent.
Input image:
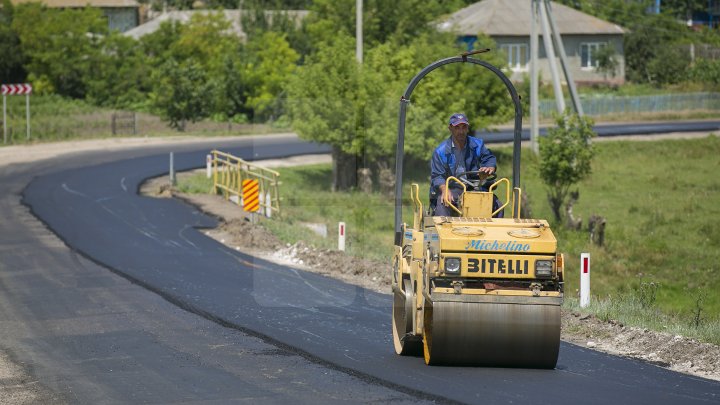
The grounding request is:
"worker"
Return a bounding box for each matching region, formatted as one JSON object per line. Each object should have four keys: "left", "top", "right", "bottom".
{"left": 430, "top": 113, "right": 498, "bottom": 217}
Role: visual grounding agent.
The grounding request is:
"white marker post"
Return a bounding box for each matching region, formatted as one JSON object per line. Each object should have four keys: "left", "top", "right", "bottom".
{"left": 169, "top": 152, "right": 176, "bottom": 186}
{"left": 338, "top": 222, "right": 346, "bottom": 251}
{"left": 265, "top": 191, "right": 272, "bottom": 218}
{"left": 206, "top": 154, "right": 212, "bottom": 178}
{"left": 580, "top": 253, "right": 590, "bottom": 308}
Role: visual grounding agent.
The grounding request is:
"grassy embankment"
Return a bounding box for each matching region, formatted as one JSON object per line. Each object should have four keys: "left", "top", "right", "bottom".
{"left": 180, "top": 135, "right": 720, "bottom": 344}
{"left": 0, "top": 95, "right": 288, "bottom": 145}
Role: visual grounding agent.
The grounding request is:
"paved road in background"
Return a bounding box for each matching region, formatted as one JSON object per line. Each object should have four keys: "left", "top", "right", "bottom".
{"left": 1, "top": 134, "right": 717, "bottom": 403}
{"left": 478, "top": 119, "right": 720, "bottom": 142}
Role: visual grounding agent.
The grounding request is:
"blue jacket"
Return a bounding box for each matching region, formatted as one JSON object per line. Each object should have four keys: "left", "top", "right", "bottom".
{"left": 430, "top": 135, "right": 496, "bottom": 194}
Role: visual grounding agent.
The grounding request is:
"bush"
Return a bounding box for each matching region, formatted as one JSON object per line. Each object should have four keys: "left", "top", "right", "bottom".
{"left": 687, "top": 58, "right": 720, "bottom": 85}
{"left": 538, "top": 113, "right": 596, "bottom": 222}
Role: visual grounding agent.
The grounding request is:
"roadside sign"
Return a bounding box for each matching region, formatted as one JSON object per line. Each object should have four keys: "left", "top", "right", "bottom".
{"left": 242, "top": 179, "right": 260, "bottom": 212}
{"left": 2, "top": 83, "right": 33, "bottom": 143}
{"left": 1, "top": 83, "right": 32, "bottom": 95}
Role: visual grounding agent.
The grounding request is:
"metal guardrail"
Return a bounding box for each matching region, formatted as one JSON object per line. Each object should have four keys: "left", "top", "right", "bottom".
{"left": 211, "top": 149, "right": 281, "bottom": 217}
{"left": 539, "top": 92, "right": 720, "bottom": 118}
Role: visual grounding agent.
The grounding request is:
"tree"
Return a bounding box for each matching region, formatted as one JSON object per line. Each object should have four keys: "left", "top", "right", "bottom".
{"left": 168, "top": 12, "right": 239, "bottom": 76}
{"left": 660, "top": 0, "right": 707, "bottom": 22}
{"left": 595, "top": 44, "right": 618, "bottom": 80}
{"left": 538, "top": 113, "right": 596, "bottom": 223}
{"left": 285, "top": 34, "right": 364, "bottom": 190}
{"left": 286, "top": 31, "right": 513, "bottom": 190}
{"left": 85, "top": 33, "right": 152, "bottom": 108}
{"left": 242, "top": 31, "right": 299, "bottom": 121}
{"left": 240, "top": 0, "right": 313, "bottom": 61}
{"left": 624, "top": 13, "right": 690, "bottom": 84}
{"left": 305, "top": 0, "right": 458, "bottom": 49}
{"left": 150, "top": 59, "right": 215, "bottom": 131}
{"left": 553, "top": 0, "right": 650, "bottom": 28}
{"left": 0, "top": 0, "right": 26, "bottom": 84}
{"left": 11, "top": 4, "right": 106, "bottom": 97}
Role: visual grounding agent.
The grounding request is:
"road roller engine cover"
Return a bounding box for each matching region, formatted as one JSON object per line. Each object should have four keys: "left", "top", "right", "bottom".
{"left": 391, "top": 51, "right": 564, "bottom": 368}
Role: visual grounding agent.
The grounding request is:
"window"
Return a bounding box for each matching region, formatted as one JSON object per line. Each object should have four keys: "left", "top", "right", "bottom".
{"left": 580, "top": 42, "right": 604, "bottom": 69}
{"left": 499, "top": 43, "right": 528, "bottom": 71}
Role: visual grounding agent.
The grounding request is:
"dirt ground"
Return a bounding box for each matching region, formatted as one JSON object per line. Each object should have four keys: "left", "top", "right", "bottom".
{"left": 141, "top": 165, "right": 720, "bottom": 383}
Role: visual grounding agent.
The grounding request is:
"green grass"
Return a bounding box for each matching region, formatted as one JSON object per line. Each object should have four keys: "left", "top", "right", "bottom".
{"left": 179, "top": 135, "right": 720, "bottom": 342}
{"left": 514, "top": 136, "right": 720, "bottom": 319}
{"left": 564, "top": 293, "right": 720, "bottom": 345}
{"left": 266, "top": 164, "right": 397, "bottom": 261}
{"left": 0, "top": 94, "right": 290, "bottom": 145}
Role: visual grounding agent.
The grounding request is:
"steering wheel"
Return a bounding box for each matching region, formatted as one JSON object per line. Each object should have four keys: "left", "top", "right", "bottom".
{"left": 457, "top": 170, "right": 497, "bottom": 191}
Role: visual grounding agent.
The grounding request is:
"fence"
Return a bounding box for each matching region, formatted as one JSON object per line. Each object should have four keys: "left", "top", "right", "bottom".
{"left": 539, "top": 92, "right": 720, "bottom": 119}
{"left": 211, "top": 149, "right": 281, "bottom": 217}
{"left": 111, "top": 112, "right": 137, "bottom": 135}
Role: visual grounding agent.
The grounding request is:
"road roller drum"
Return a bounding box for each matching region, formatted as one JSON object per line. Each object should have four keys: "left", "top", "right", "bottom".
{"left": 422, "top": 295, "right": 561, "bottom": 367}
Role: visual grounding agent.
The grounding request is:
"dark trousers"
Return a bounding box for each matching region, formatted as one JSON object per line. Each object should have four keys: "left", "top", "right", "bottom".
{"left": 433, "top": 188, "right": 462, "bottom": 217}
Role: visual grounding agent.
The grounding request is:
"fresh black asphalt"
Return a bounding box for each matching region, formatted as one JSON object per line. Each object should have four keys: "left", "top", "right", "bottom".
{"left": 1, "top": 136, "right": 431, "bottom": 404}
{"left": 12, "top": 134, "right": 719, "bottom": 404}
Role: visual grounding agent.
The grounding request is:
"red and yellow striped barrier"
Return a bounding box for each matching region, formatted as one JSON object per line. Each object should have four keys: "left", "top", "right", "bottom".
{"left": 242, "top": 179, "right": 260, "bottom": 212}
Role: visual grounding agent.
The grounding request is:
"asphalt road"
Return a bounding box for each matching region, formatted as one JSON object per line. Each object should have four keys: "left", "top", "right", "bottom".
{"left": 1, "top": 136, "right": 430, "bottom": 404}
{"left": 2, "top": 134, "right": 720, "bottom": 404}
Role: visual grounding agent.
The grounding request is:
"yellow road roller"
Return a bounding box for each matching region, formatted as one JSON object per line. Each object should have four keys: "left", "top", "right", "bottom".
{"left": 391, "top": 51, "right": 564, "bottom": 367}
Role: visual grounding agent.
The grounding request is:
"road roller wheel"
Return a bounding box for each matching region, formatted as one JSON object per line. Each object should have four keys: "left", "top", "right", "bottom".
{"left": 392, "top": 279, "right": 422, "bottom": 356}
{"left": 422, "top": 294, "right": 561, "bottom": 367}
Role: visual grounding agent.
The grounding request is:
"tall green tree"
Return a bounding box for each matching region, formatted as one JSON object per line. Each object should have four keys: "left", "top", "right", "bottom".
{"left": 306, "top": 0, "right": 457, "bottom": 48}
{"left": 11, "top": 4, "right": 106, "bottom": 97}
{"left": 150, "top": 59, "right": 215, "bottom": 131}
{"left": 169, "top": 12, "right": 239, "bottom": 75}
{"left": 554, "top": 0, "right": 651, "bottom": 27}
{"left": 86, "top": 33, "right": 152, "bottom": 108}
{"left": 287, "top": 31, "right": 512, "bottom": 190}
{"left": 0, "top": 0, "right": 26, "bottom": 84}
{"left": 286, "top": 34, "right": 364, "bottom": 190}
{"left": 595, "top": 44, "right": 618, "bottom": 80}
{"left": 624, "top": 13, "right": 690, "bottom": 84}
{"left": 661, "top": 0, "right": 707, "bottom": 21}
{"left": 242, "top": 31, "right": 299, "bottom": 121}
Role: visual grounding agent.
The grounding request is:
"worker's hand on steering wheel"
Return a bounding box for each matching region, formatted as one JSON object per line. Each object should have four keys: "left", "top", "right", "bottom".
{"left": 478, "top": 166, "right": 495, "bottom": 175}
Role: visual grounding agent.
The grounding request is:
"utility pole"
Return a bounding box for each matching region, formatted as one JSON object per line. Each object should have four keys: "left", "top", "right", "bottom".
{"left": 356, "top": 0, "right": 363, "bottom": 64}
{"left": 530, "top": 0, "right": 585, "bottom": 154}
{"left": 530, "top": 0, "right": 539, "bottom": 155}
{"left": 539, "top": 0, "right": 565, "bottom": 114}
{"left": 544, "top": 0, "right": 583, "bottom": 116}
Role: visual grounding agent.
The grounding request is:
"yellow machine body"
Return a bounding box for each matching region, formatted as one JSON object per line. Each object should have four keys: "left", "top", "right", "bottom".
{"left": 392, "top": 183, "right": 564, "bottom": 367}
